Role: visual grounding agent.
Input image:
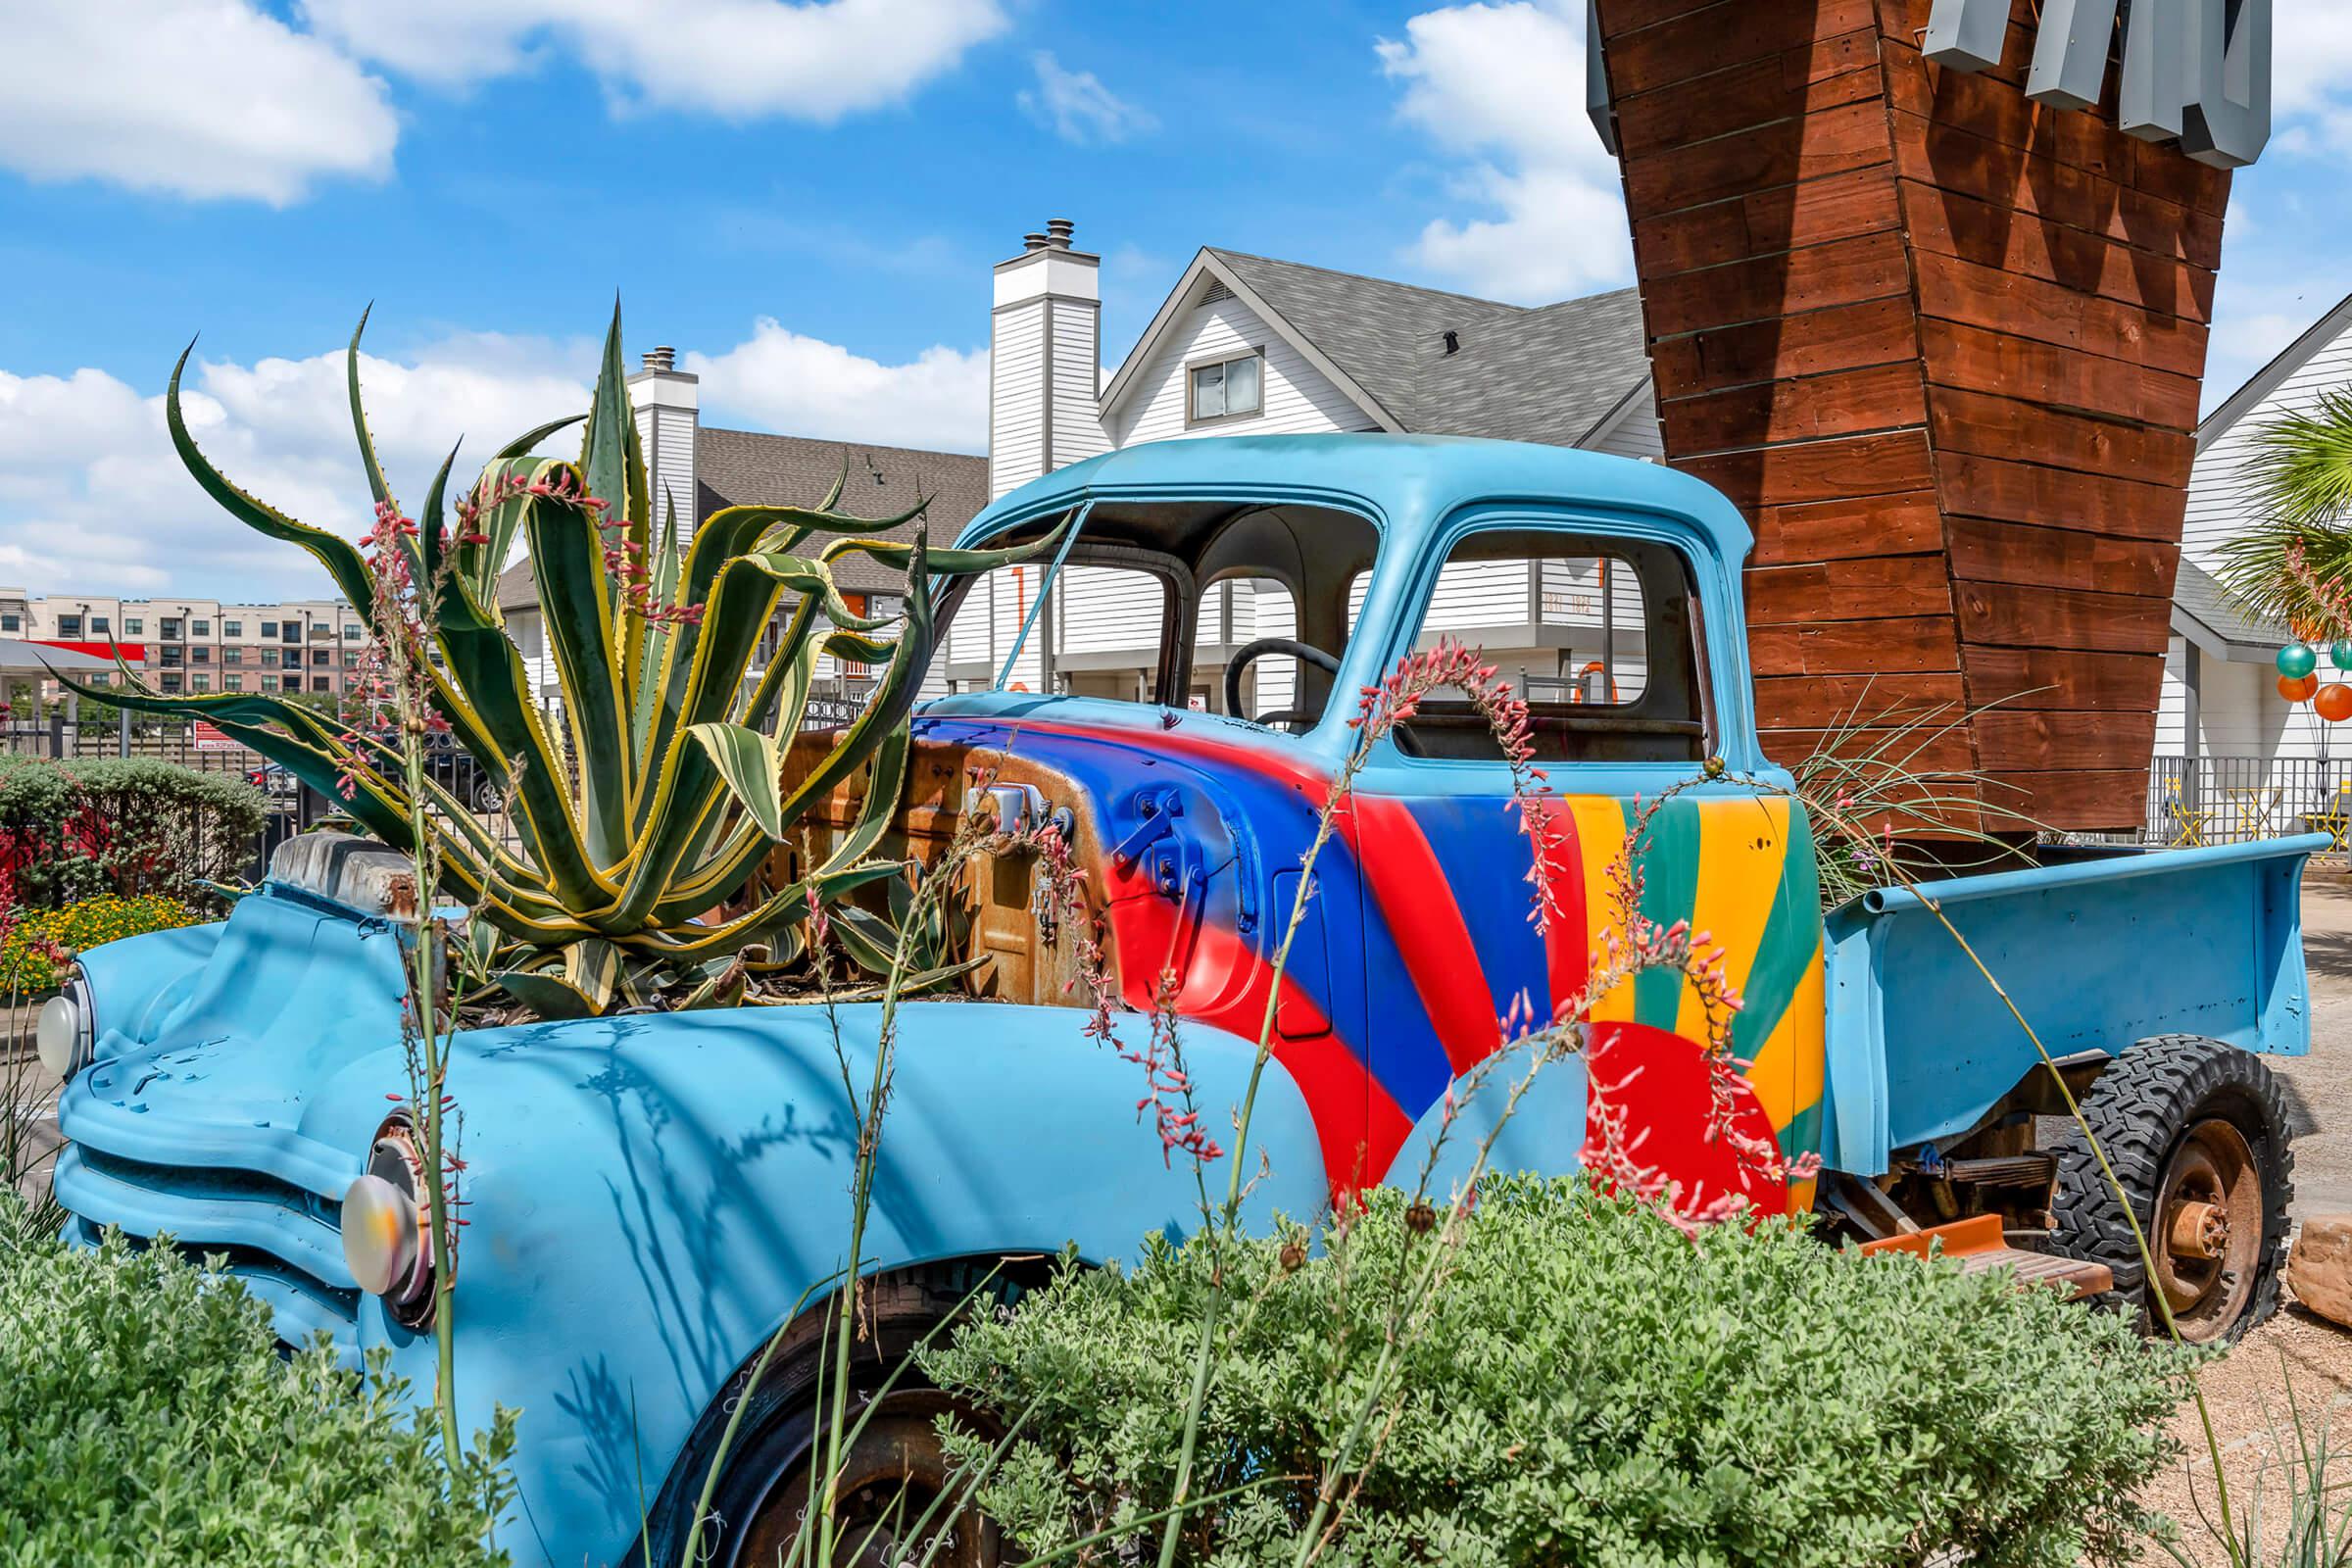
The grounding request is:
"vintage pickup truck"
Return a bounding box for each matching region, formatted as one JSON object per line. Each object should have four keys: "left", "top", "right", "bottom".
{"left": 41, "top": 435, "right": 2320, "bottom": 1568}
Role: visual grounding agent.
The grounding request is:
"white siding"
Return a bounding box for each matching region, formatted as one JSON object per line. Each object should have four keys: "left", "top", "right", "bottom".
{"left": 1585, "top": 389, "right": 1665, "bottom": 462}
{"left": 1048, "top": 300, "right": 1109, "bottom": 469}
{"left": 1420, "top": 560, "right": 1533, "bottom": 632}
{"left": 1058, "top": 564, "right": 1160, "bottom": 656}
{"left": 1108, "top": 293, "right": 1376, "bottom": 448}
{"left": 989, "top": 305, "right": 1048, "bottom": 499}
{"left": 2183, "top": 325, "right": 2352, "bottom": 570}
{"left": 646, "top": 406, "right": 697, "bottom": 542}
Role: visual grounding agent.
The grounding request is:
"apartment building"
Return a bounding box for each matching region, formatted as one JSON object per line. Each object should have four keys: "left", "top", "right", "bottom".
{"left": 0, "top": 592, "right": 370, "bottom": 696}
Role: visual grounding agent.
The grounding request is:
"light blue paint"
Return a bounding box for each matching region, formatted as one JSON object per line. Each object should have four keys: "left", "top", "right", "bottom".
{"left": 1824, "top": 835, "right": 2324, "bottom": 1174}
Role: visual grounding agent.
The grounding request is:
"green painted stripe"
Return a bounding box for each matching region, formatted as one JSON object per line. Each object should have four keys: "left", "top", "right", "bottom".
{"left": 1631, "top": 796, "right": 1702, "bottom": 1029}
{"left": 1732, "top": 800, "right": 1825, "bottom": 1060}
{"left": 1778, "top": 1098, "right": 1825, "bottom": 1160}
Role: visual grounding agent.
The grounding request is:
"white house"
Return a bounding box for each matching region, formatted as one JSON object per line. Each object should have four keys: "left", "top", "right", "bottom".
{"left": 954, "top": 220, "right": 1663, "bottom": 715}
{"left": 2164, "top": 288, "right": 2352, "bottom": 834}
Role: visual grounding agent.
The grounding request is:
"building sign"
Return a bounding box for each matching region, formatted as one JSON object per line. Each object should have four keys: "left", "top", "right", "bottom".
{"left": 1588, "top": 0, "right": 2271, "bottom": 170}
{"left": 1924, "top": 0, "right": 2271, "bottom": 168}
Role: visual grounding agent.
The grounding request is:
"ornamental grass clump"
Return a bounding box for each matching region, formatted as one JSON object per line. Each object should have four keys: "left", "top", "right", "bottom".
{"left": 924, "top": 1176, "right": 2192, "bottom": 1568}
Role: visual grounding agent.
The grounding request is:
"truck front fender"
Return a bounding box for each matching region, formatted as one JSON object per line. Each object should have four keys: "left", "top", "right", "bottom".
{"left": 368, "top": 999, "right": 1330, "bottom": 1568}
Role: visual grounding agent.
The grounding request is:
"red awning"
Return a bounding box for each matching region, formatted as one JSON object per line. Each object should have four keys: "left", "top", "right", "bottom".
{"left": 34, "top": 640, "right": 146, "bottom": 662}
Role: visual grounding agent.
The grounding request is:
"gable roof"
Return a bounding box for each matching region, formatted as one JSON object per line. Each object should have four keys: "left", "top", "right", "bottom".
{"left": 1100, "top": 247, "right": 1652, "bottom": 449}
{"left": 2172, "top": 556, "right": 2290, "bottom": 661}
{"left": 697, "top": 427, "right": 988, "bottom": 593}
{"left": 2198, "top": 284, "right": 2352, "bottom": 453}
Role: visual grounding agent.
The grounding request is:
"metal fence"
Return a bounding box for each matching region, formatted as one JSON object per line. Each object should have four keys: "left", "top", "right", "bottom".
{"left": 2139, "top": 756, "right": 2352, "bottom": 855}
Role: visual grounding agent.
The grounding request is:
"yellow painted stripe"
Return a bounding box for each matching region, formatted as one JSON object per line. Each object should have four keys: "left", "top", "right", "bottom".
{"left": 1674, "top": 797, "right": 1788, "bottom": 1044}
{"left": 1745, "top": 936, "right": 1826, "bottom": 1130}
{"left": 1566, "top": 796, "right": 1641, "bottom": 1022}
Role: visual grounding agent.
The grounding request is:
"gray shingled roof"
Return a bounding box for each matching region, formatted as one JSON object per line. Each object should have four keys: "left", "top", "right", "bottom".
{"left": 2173, "top": 556, "right": 2291, "bottom": 661}
{"left": 697, "top": 426, "right": 989, "bottom": 594}
{"left": 1204, "top": 250, "right": 1650, "bottom": 445}
{"left": 496, "top": 428, "right": 988, "bottom": 612}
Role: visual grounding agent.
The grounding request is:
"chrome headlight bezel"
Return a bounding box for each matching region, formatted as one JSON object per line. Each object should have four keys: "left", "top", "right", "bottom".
{"left": 341, "top": 1113, "right": 438, "bottom": 1328}
{"left": 35, "top": 976, "right": 94, "bottom": 1079}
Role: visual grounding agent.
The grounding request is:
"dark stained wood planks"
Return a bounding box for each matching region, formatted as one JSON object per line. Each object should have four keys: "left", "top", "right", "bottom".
{"left": 1592, "top": 0, "right": 2230, "bottom": 830}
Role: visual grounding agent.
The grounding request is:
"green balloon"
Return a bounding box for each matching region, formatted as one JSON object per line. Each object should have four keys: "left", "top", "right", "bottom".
{"left": 2331, "top": 641, "right": 2352, "bottom": 670}
{"left": 2279, "top": 643, "right": 2320, "bottom": 679}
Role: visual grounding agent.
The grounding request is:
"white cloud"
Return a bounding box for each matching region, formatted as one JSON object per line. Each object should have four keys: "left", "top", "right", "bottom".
{"left": 689, "top": 321, "right": 987, "bottom": 453}
{"left": 0, "top": 314, "right": 985, "bottom": 602}
{"left": 0, "top": 0, "right": 398, "bottom": 205}
{"left": 1376, "top": 0, "right": 1630, "bottom": 304}
{"left": 1017, "top": 52, "right": 1155, "bottom": 144}
{"left": 302, "top": 0, "right": 1008, "bottom": 122}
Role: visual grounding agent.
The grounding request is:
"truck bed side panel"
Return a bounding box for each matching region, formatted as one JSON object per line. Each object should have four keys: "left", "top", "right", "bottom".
{"left": 1823, "top": 836, "right": 2322, "bottom": 1176}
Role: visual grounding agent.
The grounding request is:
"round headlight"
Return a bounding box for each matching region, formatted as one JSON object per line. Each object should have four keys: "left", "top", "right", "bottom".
{"left": 36, "top": 984, "right": 91, "bottom": 1078}
{"left": 341, "top": 1119, "right": 436, "bottom": 1324}
{"left": 341, "top": 1172, "right": 421, "bottom": 1297}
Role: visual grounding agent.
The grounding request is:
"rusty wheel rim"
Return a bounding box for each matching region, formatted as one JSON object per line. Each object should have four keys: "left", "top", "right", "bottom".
{"left": 729, "top": 1389, "right": 996, "bottom": 1568}
{"left": 2153, "top": 1116, "right": 2264, "bottom": 1343}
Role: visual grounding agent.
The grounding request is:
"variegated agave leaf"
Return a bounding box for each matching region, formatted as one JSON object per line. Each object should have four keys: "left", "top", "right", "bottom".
{"left": 62, "top": 303, "right": 1061, "bottom": 1017}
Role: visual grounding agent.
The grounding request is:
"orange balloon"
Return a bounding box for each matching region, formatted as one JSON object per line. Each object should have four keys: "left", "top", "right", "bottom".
{"left": 2281, "top": 672, "right": 2321, "bottom": 702}
{"left": 2318, "top": 683, "right": 2352, "bottom": 722}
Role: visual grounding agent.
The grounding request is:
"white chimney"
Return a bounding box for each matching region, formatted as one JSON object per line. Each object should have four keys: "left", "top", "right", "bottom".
{"left": 628, "top": 346, "right": 700, "bottom": 544}
{"left": 989, "top": 218, "right": 1108, "bottom": 500}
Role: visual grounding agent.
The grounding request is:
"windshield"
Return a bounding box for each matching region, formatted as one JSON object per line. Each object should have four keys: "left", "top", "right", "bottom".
{"left": 937, "top": 499, "right": 1382, "bottom": 733}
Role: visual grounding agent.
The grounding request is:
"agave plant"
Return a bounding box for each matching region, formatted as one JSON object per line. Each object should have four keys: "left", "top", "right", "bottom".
{"left": 73, "top": 307, "right": 1045, "bottom": 1014}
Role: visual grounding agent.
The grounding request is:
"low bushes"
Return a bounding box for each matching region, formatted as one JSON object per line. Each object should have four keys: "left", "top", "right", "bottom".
{"left": 925, "top": 1177, "right": 2193, "bottom": 1568}
{"left": 0, "top": 756, "right": 266, "bottom": 909}
{"left": 0, "top": 893, "right": 199, "bottom": 992}
{"left": 0, "top": 1192, "right": 514, "bottom": 1567}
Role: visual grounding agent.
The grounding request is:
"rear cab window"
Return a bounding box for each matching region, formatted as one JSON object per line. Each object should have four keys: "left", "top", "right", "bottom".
{"left": 1389, "top": 526, "right": 1710, "bottom": 765}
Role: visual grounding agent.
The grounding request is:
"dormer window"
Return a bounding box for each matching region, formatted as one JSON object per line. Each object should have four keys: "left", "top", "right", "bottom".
{"left": 1188, "top": 350, "right": 1263, "bottom": 425}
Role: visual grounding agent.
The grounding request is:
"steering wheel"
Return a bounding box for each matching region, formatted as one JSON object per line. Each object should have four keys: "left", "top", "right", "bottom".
{"left": 1225, "top": 637, "right": 1343, "bottom": 731}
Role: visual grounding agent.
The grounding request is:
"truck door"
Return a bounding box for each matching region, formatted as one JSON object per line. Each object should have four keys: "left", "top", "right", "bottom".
{"left": 1348, "top": 521, "right": 1825, "bottom": 1214}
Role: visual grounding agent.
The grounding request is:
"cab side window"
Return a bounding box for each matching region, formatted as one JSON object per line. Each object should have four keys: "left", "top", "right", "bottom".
{"left": 1393, "top": 529, "right": 1707, "bottom": 764}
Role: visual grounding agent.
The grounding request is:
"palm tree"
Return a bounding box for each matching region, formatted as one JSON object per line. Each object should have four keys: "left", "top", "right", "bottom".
{"left": 2216, "top": 389, "right": 2352, "bottom": 638}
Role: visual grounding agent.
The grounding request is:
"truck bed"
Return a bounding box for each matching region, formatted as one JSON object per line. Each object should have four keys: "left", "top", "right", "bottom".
{"left": 1822, "top": 834, "right": 2328, "bottom": 1176}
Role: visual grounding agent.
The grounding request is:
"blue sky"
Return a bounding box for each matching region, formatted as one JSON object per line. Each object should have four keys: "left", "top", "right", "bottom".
{"left": 5, "top": 0, "right": 2352, "bottom": 601}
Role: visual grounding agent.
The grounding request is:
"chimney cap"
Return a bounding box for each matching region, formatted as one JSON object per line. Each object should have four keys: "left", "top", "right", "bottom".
{"left": 1045, "top": 218, "right": 1075, "bottom": 249}
{"left": 1022, "top": 232, "right": 1049, "bottom": 253}
{"left": 643, "top": 345, "right": 677, "bottom": 372}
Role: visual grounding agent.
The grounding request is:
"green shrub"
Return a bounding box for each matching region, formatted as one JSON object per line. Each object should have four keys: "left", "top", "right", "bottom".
{"left": 0, "top": 893, "right": 200, "bottom": 992}
{"left": 925, "top": 1178, "right": 2193, "bottom": 1568}
{"left": 0, "top": 755, "right": 266, "bottom": 909}
{"left": 0, "top": 1191, "right": 513, "bottom": 1566}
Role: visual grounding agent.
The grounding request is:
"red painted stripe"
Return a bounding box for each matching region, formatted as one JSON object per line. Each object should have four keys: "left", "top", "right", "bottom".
{"left": 1530, "top": 797, "right": 1588, "bottom": 1021}
{"left": 1102, "top": 888, "right": 1400, "bottom": 1203}
{"left": 1350, "top": 795, "right": 1500, "bottom": 1076}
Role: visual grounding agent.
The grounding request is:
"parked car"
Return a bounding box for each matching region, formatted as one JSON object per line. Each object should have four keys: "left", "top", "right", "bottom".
{"left": 40, "top": 435, "right": 2320, "bottom": 1567}
{"left": 244, "top": 760, "right": 298, "bottom": 800}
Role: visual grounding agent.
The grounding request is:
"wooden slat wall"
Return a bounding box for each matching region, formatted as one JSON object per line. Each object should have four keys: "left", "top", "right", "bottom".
{"left": 1592, "top": 0, "right": 2230, "bottom": 831}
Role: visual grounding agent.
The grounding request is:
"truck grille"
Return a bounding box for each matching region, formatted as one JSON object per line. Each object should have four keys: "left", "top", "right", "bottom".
{"left": 55, "top": 1140, "right": 363, "bottom": 1363}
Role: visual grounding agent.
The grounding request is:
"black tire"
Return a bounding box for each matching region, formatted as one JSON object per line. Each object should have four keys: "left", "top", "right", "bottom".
{"left": 2047, "top": 1034, "right": 2294, "bottom": 1345}
{"left": 634, "top": 1263, "right": 1025, "bottom": 1568}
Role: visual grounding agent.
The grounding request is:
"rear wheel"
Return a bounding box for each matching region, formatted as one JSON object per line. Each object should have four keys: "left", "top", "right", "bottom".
{"left": 2046, "top": 1034, "right": 2293, "bottom": 1344}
